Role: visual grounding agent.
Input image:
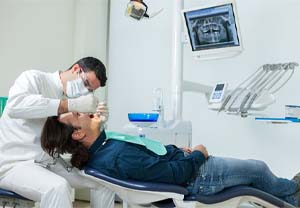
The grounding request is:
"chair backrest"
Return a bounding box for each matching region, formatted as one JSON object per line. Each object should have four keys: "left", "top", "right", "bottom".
{"left": 0, "top": 97, "right": 8, "bottom": 117}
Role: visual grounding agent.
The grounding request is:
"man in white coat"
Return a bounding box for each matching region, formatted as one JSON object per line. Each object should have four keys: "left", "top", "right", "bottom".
{"left": 0, "top": 57, "right": 114, "bottom": 207}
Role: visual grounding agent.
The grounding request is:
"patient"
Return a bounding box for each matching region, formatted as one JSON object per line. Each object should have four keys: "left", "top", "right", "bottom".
{"left": 41, "top": 112, "right": 300, "bottom": 206}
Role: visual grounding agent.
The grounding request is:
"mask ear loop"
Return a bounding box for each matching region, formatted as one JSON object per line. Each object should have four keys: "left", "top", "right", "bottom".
{"left": 79, "top": 68, "right": 87, "bottom": 81}
{"left": 76, "top": 67, "right": 84, "bottom": 79}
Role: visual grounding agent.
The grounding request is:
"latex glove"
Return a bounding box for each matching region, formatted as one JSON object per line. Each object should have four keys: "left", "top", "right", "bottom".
{"left": 96, "top": 101, "right": 109, "bottom": 122}
{"left": 68, "top": 93, "right": 99, "bottom": 113}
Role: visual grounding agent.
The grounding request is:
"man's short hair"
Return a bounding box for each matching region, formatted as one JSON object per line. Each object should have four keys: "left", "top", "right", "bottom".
{"left": 69, "top": 57, "right": 107, "bottom": 87}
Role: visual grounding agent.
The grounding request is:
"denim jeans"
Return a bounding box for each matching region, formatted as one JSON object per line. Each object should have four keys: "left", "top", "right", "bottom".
{"left": 186, "top": 156, "right": 298, "bottom": 205}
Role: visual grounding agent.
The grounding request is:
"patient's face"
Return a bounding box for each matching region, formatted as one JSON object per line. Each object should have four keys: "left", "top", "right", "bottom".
{"left": 58, "top": 112, "right": 101, "bottom": 131}
{"left": 58, "top": 112, "right": 91, "bottom": 129}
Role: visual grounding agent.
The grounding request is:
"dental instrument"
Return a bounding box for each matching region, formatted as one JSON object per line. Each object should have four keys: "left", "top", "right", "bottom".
{"left": 218, "top": 65, "right": 266, "bottom": 113}
{"left": 239, "top": 66, "right": 286, "bottom": 116}
{"left": 213, "top": 62, "right": 299, "bottom": 117}
{"left": 241, "top": 65, "right": 292, "bottom": 116}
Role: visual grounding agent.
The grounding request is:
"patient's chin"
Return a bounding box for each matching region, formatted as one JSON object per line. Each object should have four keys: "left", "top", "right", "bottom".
{"left": 89, "top": 119, "right": 102, "bottom": 131}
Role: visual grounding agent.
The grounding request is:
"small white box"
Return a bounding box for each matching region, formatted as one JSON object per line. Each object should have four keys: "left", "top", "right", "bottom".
{"left": 285, "top": 105, "right": 300, "bottom": 118}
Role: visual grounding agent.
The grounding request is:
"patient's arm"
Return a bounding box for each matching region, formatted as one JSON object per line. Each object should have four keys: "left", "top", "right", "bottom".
{"left": 181, "top": 145, "right": 209, "bottom": 158}
{"left": 115, "top": 145, "right": 206, "bottom": 185}
{"left": 181, "top": 147, "right": 192, "bottom": 153}
{"left": 193, "top": 144, "right": 209, "bottom": 159}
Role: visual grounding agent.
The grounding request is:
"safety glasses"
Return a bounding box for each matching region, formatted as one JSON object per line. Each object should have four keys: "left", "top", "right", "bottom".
{"left": 79, "top": 68, "right": 93, "bottom": 92}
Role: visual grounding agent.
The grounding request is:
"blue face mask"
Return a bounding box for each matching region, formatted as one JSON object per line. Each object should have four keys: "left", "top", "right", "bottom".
{"left": 66, "top": 72, "right": 90, "bottom": 98}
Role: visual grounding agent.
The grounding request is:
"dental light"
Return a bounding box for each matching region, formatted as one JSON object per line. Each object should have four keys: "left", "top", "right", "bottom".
{"left": 126, "top": 0, "right": 149, "bottom": 20}
{"left": 125, "top": 0, "right": 163, "bottom": 21}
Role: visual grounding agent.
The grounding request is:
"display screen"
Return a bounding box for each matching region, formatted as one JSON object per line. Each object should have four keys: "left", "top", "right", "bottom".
{"left": 215, "top": 84, "right": 225, "bottom": 91}
{"left": 184, "top": 3, "right": 240, "bottom": 51}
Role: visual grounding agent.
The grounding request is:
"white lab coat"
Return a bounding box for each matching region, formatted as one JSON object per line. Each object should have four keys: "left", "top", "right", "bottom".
{"left": 0, "top": 70, "right": 114, "bottom": 208}
{"left": 0, "top": 70, "right": 61, "bottom": 174}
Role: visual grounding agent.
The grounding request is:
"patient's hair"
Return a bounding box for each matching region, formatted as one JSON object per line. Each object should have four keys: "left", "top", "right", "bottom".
{"left": 41, "top": 117, "right": 89, "bottom": 169}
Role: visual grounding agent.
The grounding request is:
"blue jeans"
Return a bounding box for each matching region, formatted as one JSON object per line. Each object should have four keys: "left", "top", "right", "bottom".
{"left": 186, "top": 156, "right": 298, "bottom": 205}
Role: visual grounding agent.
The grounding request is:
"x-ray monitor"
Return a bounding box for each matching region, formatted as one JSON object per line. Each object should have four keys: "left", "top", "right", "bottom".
{"left": 182, "top": 0, "right": 243, "bottom": 60}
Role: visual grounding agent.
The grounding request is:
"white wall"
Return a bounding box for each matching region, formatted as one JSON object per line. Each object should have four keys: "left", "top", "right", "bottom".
{"left": 73, "top": 0, "right": 110, "bottom": 99}
{"left": 0, "top": 0, "right": 73, "bottom": 96}
{"left": 107, "top": 0, "right": 175, "bottom": 130}
{"left": 0, "top": 0, "right": 109, "bottom": 99}
{"left": 108, "top": 0, "right": 300, "bottom": 178}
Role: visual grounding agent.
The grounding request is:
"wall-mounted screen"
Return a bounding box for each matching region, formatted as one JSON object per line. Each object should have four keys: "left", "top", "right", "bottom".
{"left": 182, "top": 0, "right": 243, "bottom": 60}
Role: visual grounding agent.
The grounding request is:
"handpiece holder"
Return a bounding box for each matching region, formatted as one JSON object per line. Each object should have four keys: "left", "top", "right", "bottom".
{"left": 209, "top": 62, "right": 299, "bottom": 117}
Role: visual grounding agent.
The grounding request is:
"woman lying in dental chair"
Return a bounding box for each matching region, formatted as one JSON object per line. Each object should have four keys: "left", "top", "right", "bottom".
{"left": 40, "top": 112, "right": 300, "bottom": 207}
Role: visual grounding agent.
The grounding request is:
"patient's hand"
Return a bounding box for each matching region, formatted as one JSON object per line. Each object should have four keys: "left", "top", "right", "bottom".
{"left": 192, "top": 144, "right": 209, "bottom": 159}
{"left": 181, "top": 147, "right": 192, "bottom": 153}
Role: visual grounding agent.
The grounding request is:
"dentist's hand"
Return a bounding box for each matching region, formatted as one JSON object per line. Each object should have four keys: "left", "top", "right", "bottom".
{"left": 68, "top": 93, "right": 99, "bottom": 113}
{"left": 96, "top": 101, "right": 109, "bottom": 122}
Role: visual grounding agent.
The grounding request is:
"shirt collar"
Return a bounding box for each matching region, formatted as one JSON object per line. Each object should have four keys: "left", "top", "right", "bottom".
{"left": 88, "top": 130, "right": 107, "bottom": 155}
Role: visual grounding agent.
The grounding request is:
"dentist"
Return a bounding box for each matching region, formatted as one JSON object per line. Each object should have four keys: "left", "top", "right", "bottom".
{"left": 0, "top": 57, "right": 113, "bottom": 208}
